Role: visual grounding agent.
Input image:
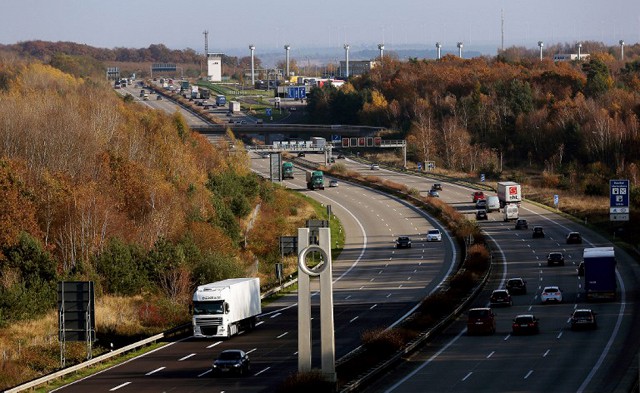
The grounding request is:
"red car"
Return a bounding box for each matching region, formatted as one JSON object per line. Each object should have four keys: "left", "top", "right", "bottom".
{"left": 472, "top": 191, "right": 486, "bottom": 203}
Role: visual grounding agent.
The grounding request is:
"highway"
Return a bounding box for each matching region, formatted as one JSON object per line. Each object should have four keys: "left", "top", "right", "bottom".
{"left": 319, "top": 160, "right": 640, "bottom": 393}
{"left": 51, "top": 86, "right": 457, "bottom": 393}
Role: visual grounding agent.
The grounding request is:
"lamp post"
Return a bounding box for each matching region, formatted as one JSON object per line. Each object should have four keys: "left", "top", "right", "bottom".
{"left": 436, "top": 42, "right": 442, "bottom": 59}
{"left": 538, "top": 41, "right": 544, "bottom": 61}
{"left": 249, "top": 45, "right": 255, "bottom": 87}
{"left": 577, "top": 42, "right": 582, "bottom": 60}
{"left": 284, "top": 45, "right": 291, "bottom": 78}
{"left": 378, "top": 43, "right": 384, "bottom": 60}
{"left": 343, "top": 44, "right": 350, "bottom": 78}
{"left": 457, "top": 42, "right": 463, "bottom": 58}
{"left": 619, "top": 40, "right": 625, "bottom": 61}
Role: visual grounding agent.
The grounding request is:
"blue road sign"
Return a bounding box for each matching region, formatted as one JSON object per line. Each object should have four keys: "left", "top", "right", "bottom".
{"left": 554, "top": 194, "right": 559, "bottom": 206}
{"left": 610, "top": 179, "right": 630, "bottom": 213}
{"left": 417, "top": 163, "right": 422, "bottom": 171}
{"left": 332, "top": 134, "right": 341, "bottom": 142}
{"left": 266, "top": 108, "right": 272, "bottom": 116}
{"left": 480, "top": 173, "right": 485, "bottom": 182}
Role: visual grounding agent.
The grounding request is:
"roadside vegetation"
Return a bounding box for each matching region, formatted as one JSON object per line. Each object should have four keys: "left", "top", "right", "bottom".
{"left": 0, "top": 58, "right": 320, "bottom": 389}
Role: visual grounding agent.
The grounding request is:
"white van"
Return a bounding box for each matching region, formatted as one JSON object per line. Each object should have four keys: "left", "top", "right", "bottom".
{"left": 486, "top": 196, "right": 500, "bottom": 212}
{"left": 503, "top": 204, "right": 519, "bottom": 221}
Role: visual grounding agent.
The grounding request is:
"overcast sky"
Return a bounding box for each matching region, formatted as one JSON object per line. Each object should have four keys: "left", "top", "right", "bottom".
{"left": 2, "top": 0, "right": 639, "bottom": 56}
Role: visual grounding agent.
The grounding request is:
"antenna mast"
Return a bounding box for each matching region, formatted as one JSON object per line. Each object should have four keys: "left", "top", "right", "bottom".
{"left": 501, "top": 9, "right": 504, "bottom": 51}
{"left": 203, "top": 30, "right": 209, "bottom": 55}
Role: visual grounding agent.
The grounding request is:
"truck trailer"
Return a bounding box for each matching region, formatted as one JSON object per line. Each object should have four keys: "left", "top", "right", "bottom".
{"left": 306, "top": 170, "right": 324, "bottom": 190}
{"left": 583, "top": 247, "right": 617, "bottom": 301}
{"left": 192, "top": 278, "right": 261, "bottom": 338}
{"left": 282, "top": 162, "right": 294, "bottom": 179}
{"left": 497, "top": 181, "right": 522, "bottom": 208}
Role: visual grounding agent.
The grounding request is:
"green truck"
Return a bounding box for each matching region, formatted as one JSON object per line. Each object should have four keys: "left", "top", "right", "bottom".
{"left": 282, "top": 162, "right": 294, "bottom": 179}
{"left": 306, "top": 170, "right": 324, "bottom": 190}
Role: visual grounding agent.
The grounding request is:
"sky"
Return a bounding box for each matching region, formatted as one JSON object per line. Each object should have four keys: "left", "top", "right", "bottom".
{"left": 2, "top": 0, "right": 640, "bottom": 58}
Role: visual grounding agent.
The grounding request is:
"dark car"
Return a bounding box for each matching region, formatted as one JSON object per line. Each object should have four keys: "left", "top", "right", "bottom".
{"left": 156, "top": 94, "right": 162, "bottom": 100}
{"left": 476, "top": 209, "right": 488, "bottom": 220}
{"left": 532, "top": 226, "right": 545, "bottom": 238}
{"left": 472, "top": 191, "right": 486, "bottom": 203}
{"left": 566, "top": 232, "right": 583, "bottom": 244}
{"left": 578, "top": 261, "right": 585, "bottom": 276}
{"left": 467, "top": 308, "right": 496, "bottom": 335}
{"left": 512, "top": 314, "right": 539, "bottom": 335}
{"left": 506, "top": 278, "right": 527, "bottom": 295}
{"left": 570, "top": 309, "right": 597, "bottom": 330}
{"left": 212, "top": 349, "right": 250, "bottom": 376}
{"left": 475, "top": 199, "right": 488, "bottom": 210}
{"left": 547, "top": 251, "right": 565, "bottom": 266}
{"left": 490, "top": 289, "right": 512, "bottom": 307}
{"left": 432, "top": 183, "right": 442, "bottom": 191}
{"left": 514, "top": 219, "right": 528, "bottom": 230}
{"left": 297, "top": 152, "right": 306, "bottom": 157}
{"left": 337, "top": 154, "right": 346, "bottom": 159}
{"left": 395, "top": 236, "right": 412, "bottom": 249}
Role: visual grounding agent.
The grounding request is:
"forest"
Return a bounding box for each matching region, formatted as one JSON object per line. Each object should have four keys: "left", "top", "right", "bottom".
{"left": 0, "top": 56, "right": 313, "bottom": 387}
{"left": 306, "top": 42, "right": 640, "bottom": 202}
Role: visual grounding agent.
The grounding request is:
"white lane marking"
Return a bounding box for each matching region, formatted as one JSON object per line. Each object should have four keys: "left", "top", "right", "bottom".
{"left": 370, "top": 278, "right": 376, "bottom": 282}
{"left": 370, "top": 304, "right": 378, "bottom": 310}
{"left": 543, "top": 350, "right": 550, "bottom": 357}
{"left": 504, "top": 334, "right": 511, "bottom": 341}
{"left": 256, "top": 321, "right": 265, "bottom": 327}
{"left": 206, "top": 341, "right": 222, "bottom": 349}
{"left": 254, "top": 367, "right": 271, "bottom": 376}
{"left": 270, "top": 313, "right": 281, "bottom": 318}
{"left": 247, "top": 348, "right": 257, "bottom": 354}
{"left": 487, "top": 351, "right": 495, "bottom": 359}
{"left": 557, "top": 332, "right": 563, "bottom": 339}
{"left": 277, "top": 332, "right": 288, "bottom": 339}
{"left": 524, "top": 370, "right": 533, "bottom": 379}
{"left": 462, "top": 372, "right": 473, "bottom": 381}
{"left": 345, "top": 295, "right": 352, "bottom": 300}
{"left": 179, "top": 353, "right": 196, "bottom": 361}
{"left": 350, "top": 316, "right": 359, "bottom": 323}
{"left": 386, "top": 293, "right": 392, "bottom": 298}
{"left": 110, "top": 382, "right": 131, "bottom": 391}
{"left": 197, "top": 369, "right": 212, "bottom": 377}
{"left": 145, "top": 367, "right": 165, "bottom": 375}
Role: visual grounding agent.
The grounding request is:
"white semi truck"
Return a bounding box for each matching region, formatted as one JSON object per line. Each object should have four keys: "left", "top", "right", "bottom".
{"left": 192, "top": 278, "right": 261, "bottom": 338}
{"left": 497, "top": 181, "right": 522, "bottom": 208}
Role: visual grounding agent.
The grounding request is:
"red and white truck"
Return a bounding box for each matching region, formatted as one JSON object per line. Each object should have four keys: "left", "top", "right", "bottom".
{"left": 497, "top": 181, "right": 522, "bottom": 208}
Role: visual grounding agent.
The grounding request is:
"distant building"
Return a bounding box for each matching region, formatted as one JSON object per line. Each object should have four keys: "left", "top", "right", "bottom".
{"left": 553, "top": 53, "right": 590, "bottom": 62}
{"left": 207, "top": 53, "right": 223, "bottom": 82}
{"left": 338, "top": 60, "right": 378, "bottom": 77}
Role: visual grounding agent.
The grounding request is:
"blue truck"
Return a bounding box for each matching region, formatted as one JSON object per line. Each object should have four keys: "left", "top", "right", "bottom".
{"left": 583, "top": 247, "right": 616, "bottom": 301}
{"left": 215, "top": 94, "right": 227, "bottom": 106}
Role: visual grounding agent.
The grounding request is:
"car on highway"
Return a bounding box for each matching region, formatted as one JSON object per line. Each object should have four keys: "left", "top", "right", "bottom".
{"left": 570, "top": 309, "right": 597, "bottom": 330}
{"left": 297, "top": 152, "right": 306, "bottom": 157}
{"left": 541, "top": 286, "right": 563, "bottom": 303}
{"left": 472, "top": 191, "right": 485, "bottom": 202}
{"left": 395, "top": 236, "right": 412, "bottom": 249}
{"left": 467, "top": 307, "right": 496, "bottom": 335}
{"left": 514, "top": 219, "right": 528, "bottom": 230}
{"left": 156, "top": 95, "right": 162, "bottom": 100}
{"left": 432, "top": 183, "right": 442, "bottom": 191}
{"left": 532, "top": 226, "right": 545, "bottom": 238}
{"left": 426, "top": 229, "right": 442, "bottom": 242}
{"left": 370, "top": 164, "right": 380, "bottom": 170}
{"left": 512, "top": 314, "right": 539, "bottom": 335}
{"left": 547, "top": 251, "right": 565, "bottom": 266}
{"left": 476, "top": 209, "right": 488, "bottom": 220}
{"left": 475, "top": 199, "right": 487, "bottom": 209}
{"left": 566, "top": 231, "right": 583, "bottom": 244}
{"left": 490, "top": 289, "right": 512, "bottom": 307}
{"left": 329, "top": 179, "right": 339, "bottom": 187}
{"left": 212, "top": 349, "right": 250, "bottom": 376}
{"left": 506, "top": 277, "right": 527, "bottom": 295}
{"left": 428, "top": 189, "right": 440, "bottom": 197}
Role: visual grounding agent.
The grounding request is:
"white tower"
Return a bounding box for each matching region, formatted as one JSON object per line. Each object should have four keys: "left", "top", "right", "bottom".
{"left": 577, "top": 42, "right": 582, "bottom": 60}
{"left": 249, "top": 45, "right": 255, "bottom": 86}
{"left": 457, "top": 42, "right": 463, "bottom": 58}
{"left": 436, "top": 42, "right": 442, "bottom": 59}
{"left": 619, "top": 40, "right": 625, "bottom": 61}
{"left": 344, "top": 44, "right": 350, "bottom": 78}
{"left": 538, "top": 41, "right": 544, "bottom": 61}
{"left": 284, "top": 44, "right": 291, "bottom": 78}
{"left": 378, "top": 43, "right": 384, "bottom": 60}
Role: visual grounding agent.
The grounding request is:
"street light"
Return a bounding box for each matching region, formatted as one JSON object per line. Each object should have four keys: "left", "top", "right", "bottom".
{"left": 619, "top": 40, "right": 625, "bottom": 61}
{"left": 538, "top": 41, "right": 544, "bottom": 61}
{"left": 457, "top": 42, "right": 463, "bottom": 58}
{"left": 249, "top": 45, "right": 256, "bottom": 86}
{"left": 343, "top": 44, "right": 350, "bottom": 78}
{"left": 436, "top": 42, "right": 442, "bottom": 60}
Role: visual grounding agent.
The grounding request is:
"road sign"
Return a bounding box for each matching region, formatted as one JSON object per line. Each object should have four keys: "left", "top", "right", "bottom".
{"left": 266, "top": 108, "right": 272, "bottom": 116}
{"left": 610, "top": 179, "right": 629, "bottom": 214}
{"left": 480, "top": 173, "right": 485, "bottom": 182}
{"left": 610, "top": 214, "right": 629, "bottom": 221}
{"left": 554, "top": 194, "right": 559, "bottom": 206}
{"left": 417, "top": 163, "right": 422, "bottom": 171}
{"left": 332, "top": 134, "right": 341, "bottom": 142}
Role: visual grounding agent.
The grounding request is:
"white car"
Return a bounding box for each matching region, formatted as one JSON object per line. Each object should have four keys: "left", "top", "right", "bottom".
{"left": 426, "top": 229, "right": 442, "bottom": 242}
{"left": 540, "top": 286, "right": 563, "bottom": 303}
{"left": 370, "top": 164, "right": 380, "bottom": 170}
{"left": 329, "top": 180, "right": 339, "bottom": 187}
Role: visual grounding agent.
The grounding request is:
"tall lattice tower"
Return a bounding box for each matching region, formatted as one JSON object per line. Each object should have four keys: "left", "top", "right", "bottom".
{"left": 203, "top": 30, "right": 209, "bottom": 55}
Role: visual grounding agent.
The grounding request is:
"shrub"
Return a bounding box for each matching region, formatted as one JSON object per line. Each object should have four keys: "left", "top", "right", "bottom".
{"left": 465, "top": 244, "right": 490, "bottom": 272}
{"left": 277, "top": 370, "right": 335, "bottom": 393}
{"left": 361, "top": 328, "right": 406, "bottom": 356}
